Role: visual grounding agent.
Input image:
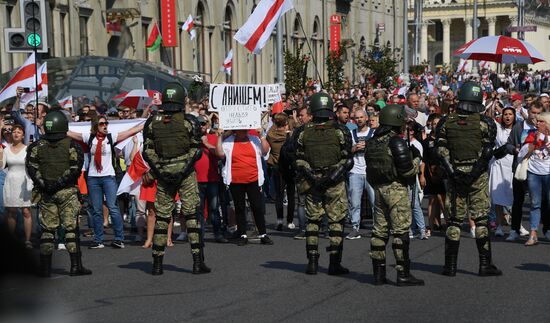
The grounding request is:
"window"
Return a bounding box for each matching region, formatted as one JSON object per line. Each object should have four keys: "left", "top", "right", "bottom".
{"left": 434, "top": 52, "right": 443, "bottom": 66}
{"left": 79, "top": 16, "right": 89, "bottom": 55}
{"left": 435, "top": 21, "right": 443, "bottom": 41}
{"left": 58, "top": 12, "right": 66, "bottom": 57}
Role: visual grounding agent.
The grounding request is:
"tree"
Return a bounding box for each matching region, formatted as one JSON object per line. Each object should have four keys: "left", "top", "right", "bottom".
{"left": 325, "top": 39, "right": 354, "bottom": 92}
{"left": 356, "top": 43, "right": 401, "bottom": 88}
{"left": 284, "top": 48, "right": 308, "bottom": 96}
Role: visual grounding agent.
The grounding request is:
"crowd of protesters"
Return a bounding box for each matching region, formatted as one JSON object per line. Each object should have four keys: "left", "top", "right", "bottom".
{"left": 1, "top": 66, "right": 550, "bottom": 253}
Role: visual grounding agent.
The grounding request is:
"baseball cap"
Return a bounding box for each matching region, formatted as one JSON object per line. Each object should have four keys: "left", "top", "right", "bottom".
{"left": 540, "top": 93, "right": 549, "bottom": 98}
{"left": 496, "top": 87, "right": 507, "bottom": 94}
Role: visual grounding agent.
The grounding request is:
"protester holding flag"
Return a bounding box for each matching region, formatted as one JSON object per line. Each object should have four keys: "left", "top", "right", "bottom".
{"left": 67, "top": 115, "right": 144, "bottom": 250}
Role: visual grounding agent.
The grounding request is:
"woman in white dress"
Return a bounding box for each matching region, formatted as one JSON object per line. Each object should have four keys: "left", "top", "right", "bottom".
{"left": 0, "top": 124, "right": 33, "bottom": 248}
{"left": 489, "top": 107, "right": 515, "bottom": 236}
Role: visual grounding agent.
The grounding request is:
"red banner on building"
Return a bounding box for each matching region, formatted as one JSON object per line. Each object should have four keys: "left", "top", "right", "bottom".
{"left": 161, "top": 0, "right": 177, "bottom": 47}
{"left": 330, "top": 14, "right": 341, "bottom": 53}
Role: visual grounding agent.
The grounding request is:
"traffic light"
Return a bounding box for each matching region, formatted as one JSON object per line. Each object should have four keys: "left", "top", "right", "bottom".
{"left": 4, "top": 0, "right": 49, "bottom": 53}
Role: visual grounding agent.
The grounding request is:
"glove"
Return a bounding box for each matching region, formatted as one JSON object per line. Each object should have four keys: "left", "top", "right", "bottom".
{"left": 44, "top": 180, "right": 60, "bottom": 193}
{"left": 316, "top": 177, "right": 333, "bottom": 191}
{"left": 142, "top": 172, "right": 155, "bottom": 186}
{"left": 452, "top": 171, "right": 472, "bottom": 194}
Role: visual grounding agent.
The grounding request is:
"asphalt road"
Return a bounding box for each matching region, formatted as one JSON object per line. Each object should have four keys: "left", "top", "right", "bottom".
{"left": 1, "top": 202, "right": 550, "bottom": 323}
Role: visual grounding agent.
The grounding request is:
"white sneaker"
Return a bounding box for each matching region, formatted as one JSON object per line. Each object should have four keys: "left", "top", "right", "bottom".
{"left": 287, "top": 222, "right": 296, "bottom": 229}
{"left": 173, "top": 221, "right": 181, "bottom": 227}
{"left": 57, "top": 243, "right": 66, "bottom": 250}
{"left": 470, "top": 227, "right": 476, "bottom": 238}
{"left": 506, "top": 231, "right": 519, "bottom": 241}
{"left": 494, "top": 226, "right": 504, "bottom": 237}
{"left": 519, "top": 226, "right": 530, "bottom": 236}
{"left": 176, "top": 232, "right": 187, "bottom": 241}
{"left": 545, "top": 231, "right": 550, "bottom": 241}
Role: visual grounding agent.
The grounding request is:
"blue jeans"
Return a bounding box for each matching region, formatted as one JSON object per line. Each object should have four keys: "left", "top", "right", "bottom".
{"left": 348, "top": 173, "right": 375, "bottom": 230}
{"left": 198, "top": 182, "right": 223, "bottom": 237}
{"left": 409, "top": 183, "right": 426, "bottom": 232}
{"left": 527, "top": 172, "right": 550, "bottom": 231}
{"left": 87, "top": 176, "right": 124, "bottom": 242}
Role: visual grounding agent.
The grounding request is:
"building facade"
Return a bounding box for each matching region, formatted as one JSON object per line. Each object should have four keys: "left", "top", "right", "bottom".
{"left": 0, "top": 0, "right": 405, "bottom": 85}
{"left": 408, "top": 0, "right": 550, "bottom": 71}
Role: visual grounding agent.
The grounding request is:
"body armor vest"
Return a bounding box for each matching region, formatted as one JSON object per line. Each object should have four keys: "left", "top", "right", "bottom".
{"left": 38, "top": 138, "right": 71, "bottom": 181}
{"left": 365, "top": 134, "right": 399, "bottom": 185}
{"left": 152, "top": 112, "right": 190, "bottom": 159}
{"left": 446, "top": 113, "right": 482, "bottom": 163}
{"left": 302, "top": 122, "right": 341, "bottom": 169}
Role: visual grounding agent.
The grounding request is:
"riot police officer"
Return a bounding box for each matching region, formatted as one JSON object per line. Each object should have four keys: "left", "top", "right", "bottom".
{"left": 26, "top": 109, "right": 91, "bottom": 277}
{"left": 435, "top": 81, "right": 502, "bottom": 277}
{"left": 365, "top": 104, "right": 424, "bottom": 286}
{"left": 294, "top": 92, "right": 354, "bottom": 275}
{"left": 142, "top": 82, "right": 210, "bottom": 275}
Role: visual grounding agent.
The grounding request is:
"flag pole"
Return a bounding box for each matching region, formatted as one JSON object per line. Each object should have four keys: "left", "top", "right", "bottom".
{"left": 32, "top": 0, "right": 39, "bottom": 140}
{"left": 296, "top": 12, "right": 324, "bottom": 89}
{"left": 213, "top": 70, "right": 222, "bottom": 83}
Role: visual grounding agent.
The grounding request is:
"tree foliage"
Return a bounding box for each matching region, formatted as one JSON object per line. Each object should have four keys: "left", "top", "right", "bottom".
{"left": 356, "top": 44, "right": 401, "bottom": 88}
{"left": 284, "top": 48, "right": 308, "bottom": 96}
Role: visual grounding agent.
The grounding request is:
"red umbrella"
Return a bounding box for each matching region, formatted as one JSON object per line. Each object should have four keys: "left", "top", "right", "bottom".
{"left": 453, "top": 36, "right": 545, "bottom": 64}
{"left": 112, "top": 89, "right": 161, "bottom": 110}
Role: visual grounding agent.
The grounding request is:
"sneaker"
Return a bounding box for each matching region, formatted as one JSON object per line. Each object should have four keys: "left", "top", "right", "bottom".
{"left": 419, "top": 230, "right": 429, "bottom": 240}
{"left": 293, "top": 231, "right": 306, "bottom": 240}
{"left": 545, "top": 231, "right": 550, "bottom": 241}
{"left": 409, "top": 230, "right": 415, "bottom": 239}
{"left": 111, "top": 240, "right": 125, "bottom": 249}
{"left": 494, "top": 226, "right": 504, "bottom": 237}
{"left": 260, "top": 235, "right": 274, "bottom": 245}
{"left": 57, "top": 243, "right": 67, "bottom": 250}
{"left": 519, "top": 226, "right": 530, "bottom": 236}
{"left": 176, "top": 232, "right": 187, "bottom": 241}
{"left": 134, "top": 235, "right": 143, "bottom": 243}
{"left": 173, "top": 221, "right": 181, "bottom": 227}
{"left": 287, "top": 222, "right": 296, "bottom": 230}
{"left": 346, "top": 230, "right": 362, "bottom": 240}
{"left": 89, "top": 242, "right": 105, "bottom": 249}
{"left": 283, "top": 198, "right": 288, "bottom": 206}
{"left": 470, "top": 227, "right": 476, "bottom": 238}
{"left": 237, "top": 235, "right": 248, "bottom": 246}
{"left": 506, "top": 231, "right": 519, "bottom": 241}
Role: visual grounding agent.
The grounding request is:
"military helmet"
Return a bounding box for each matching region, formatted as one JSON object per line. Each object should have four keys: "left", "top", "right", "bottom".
{"left": 457, "top": 81, "right": 484, "bottom": 112}
{"left": 161, "top": 82, "right": 187, "bottom": 112}
{"left": 43, "top": 110, "right": 68, "bottom": 140}
{"left": 309, "top": 92, "right": 334, "bottom": 118}
{"left": 379, "top": 104, "right": 406, "bottom": 127}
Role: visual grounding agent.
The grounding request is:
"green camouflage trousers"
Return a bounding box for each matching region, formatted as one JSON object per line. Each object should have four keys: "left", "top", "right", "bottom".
{"left": 153, "top": 171, "right": 201, "bottom": 256}
{"left": 38, "top": 187, "right": 81, "bottom": 255}
{"left": 305, "top": 181, "right": 347, "bottom": 255}
{"left": 445, "top": 172, "right": 490, "bottom": 249}
{"left": 369, "top": 181, "right": 412, "bottom": 270}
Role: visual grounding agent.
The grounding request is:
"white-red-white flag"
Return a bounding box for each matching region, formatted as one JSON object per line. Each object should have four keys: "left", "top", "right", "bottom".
{"left": 234, "top": 0, "right": 293, "bottom": 54}
{"left": 221, "top": 50, "right": 233, "bottom": 75}
{"left": 117, "top": 149, "right": 150, "bottom": 196}
{"left": 478, "top": 60, "right": 492, "bottom": 70}
{"left": 0, "top": 52, "right": 38, "bottom": 103}
{"left": 456, "top": 59, "right": 471, "bottom": 73}
{"left": 182, "top": 15, "right": 196, "bottom": 41}
{"left": 20, "top": 62, "right": 48, "bottom": 107}
{"left": 58, "top": 95, "right": 73, "bottom": 110}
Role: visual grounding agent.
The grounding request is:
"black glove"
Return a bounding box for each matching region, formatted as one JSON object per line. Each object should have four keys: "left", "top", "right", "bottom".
{"left": 452, "top": 170, "right": 472, "bottom": 194}
{"left": 44, "top": 180, "right": 60, "bottom": 193}
{"left": 316, "top": 176, "right": 333, "bottom": 191}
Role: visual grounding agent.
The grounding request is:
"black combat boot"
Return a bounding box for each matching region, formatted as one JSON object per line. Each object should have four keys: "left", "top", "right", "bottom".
{"left": 372, "top": 259, "right": 387, "bottom": 285}
{"left": 192, "top": 251, "right": 211, "bottom": 274}
{"left": 152, "top": 255, "right": 164, "bottom": 275}
{"left": 442, "top": 238, "right": 459, "bottom": 277}
{"left": 396, "top": 261, "right": 425, "bottom": 286}
{"left": 70, "top": 252, "right": 92, "bottom": 276}
{"left": 476, "top": 236, "right": 502, "bottom": 277}
{"left": 306, "top": 253, "right": 319, "bottom": 275}
{"left": 328, "top": 252, "right": 350, "bottom": 275}
{"left": 38, "top": 254, "right": 52, "bottom": 278}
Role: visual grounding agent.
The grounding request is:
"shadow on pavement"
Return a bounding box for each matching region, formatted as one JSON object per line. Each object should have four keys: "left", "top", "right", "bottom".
{"left": 515, "top": 263, "right": 550, "bottom": 272}
{"left": 411, "top": 261, "right": 478, "bottom": 276}
{"left": 260, "top": 261, "right": 373, "bottom": 283}
{"left": 118, "top": 261, "right": 192, "bottom": 274}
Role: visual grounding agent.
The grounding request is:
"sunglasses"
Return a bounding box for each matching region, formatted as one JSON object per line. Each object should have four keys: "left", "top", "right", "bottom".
{"left": 99, "top": 121, "right": 109, "bottom": 126}
{"left": 200, "top": 122, "right": 208, "bottom": 126}
{"left": 122, "top": 110, "right": 130, "bottom": 113}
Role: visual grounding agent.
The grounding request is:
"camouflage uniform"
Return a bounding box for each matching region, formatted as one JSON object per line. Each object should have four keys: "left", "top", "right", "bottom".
{"left": 436, "top": 81, "right": 502, "bottom": 277}
{"left": 365, "top": 112, "right": 424, "bottom": 286}
{"left": 294, "top": 92, "right": 354, "bottom": 275}
{"left": 142, "top": 82, "right": 210, "bottom": 275}
{"left": 26, "top": 110, "right": 91, "bottom": 277}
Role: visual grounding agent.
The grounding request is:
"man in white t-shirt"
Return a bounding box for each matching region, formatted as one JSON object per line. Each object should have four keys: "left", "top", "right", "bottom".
{"left": 346, "top": 110, "right": 375, "bottom": 240}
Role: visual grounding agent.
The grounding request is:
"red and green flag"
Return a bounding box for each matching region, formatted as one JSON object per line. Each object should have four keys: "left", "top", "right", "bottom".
{"left": 146, "top": 22, "right": 162, "bottom": 52}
